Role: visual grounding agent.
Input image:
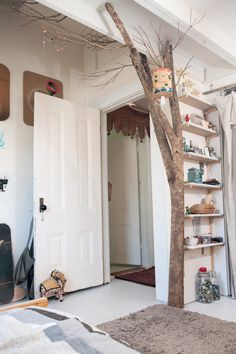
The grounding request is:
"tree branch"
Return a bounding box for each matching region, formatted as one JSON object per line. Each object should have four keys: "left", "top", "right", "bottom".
{"left": 172, "top": 10, "right": 206, "bottom": 51}
{"left": 163, "top": 41, "right": 182, "bottom": 138}
{"left": 140, "top": 55, "right": 174, "bottom": 181}
{"left": 150, "top": 110, "right": 175, "bottom": 182}
{"left": 175, "top": 56, "right": 193, "bottom": 88}
{"left": 83, "top": 64, "right": 133, "bottom": 88}
{"left": 134, "top": 26, "right": 162, "bottom": 67}
{"left": 105, "top": 2, "right": 177, "bottom": 150}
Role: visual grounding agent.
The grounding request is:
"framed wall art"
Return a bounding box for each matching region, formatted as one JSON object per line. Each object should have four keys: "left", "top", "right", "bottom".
{"left": 0, "top": 64, "right": 10, "bottom": 121}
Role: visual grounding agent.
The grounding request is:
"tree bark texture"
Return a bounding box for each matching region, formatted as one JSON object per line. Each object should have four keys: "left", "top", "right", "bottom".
{"left": 168, "top": 148, "right": 184, "bottom": 308}
{"left": 105, "top": 2, "right": 184, "bottom": 308}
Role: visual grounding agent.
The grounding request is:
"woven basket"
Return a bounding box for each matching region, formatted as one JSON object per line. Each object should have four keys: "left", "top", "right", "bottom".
{"left": 190, "top": 203, "right": 216, "bottom": 214}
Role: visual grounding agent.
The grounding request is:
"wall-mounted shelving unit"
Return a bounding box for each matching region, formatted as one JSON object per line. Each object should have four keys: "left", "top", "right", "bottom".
{"left": 179, "top": 94, "right": 216, "bottom": 112}
{"left": 184, "top": 152, "right": 220, "bottom": 164}
{"left": 184, "top": 182, "right": 222, "bottom": 190}
{"left": 182, "top": 122, "right": 218, "bottom": 137}
{"left": 184, "top": 213, "right": 224, "bottom": 219}
{"left": 184, "top": 242, "right": 224, "bottom": 250}
{"left": 181, "top": 95, "right": 227, "bottom": 304}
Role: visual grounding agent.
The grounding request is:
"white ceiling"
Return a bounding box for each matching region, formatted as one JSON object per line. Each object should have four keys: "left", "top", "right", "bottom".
{"left": 186, "top": 0, "right": 236, "bottom": 41}
{"left": 36, "top": 0, "right": 236, "bottom": 83}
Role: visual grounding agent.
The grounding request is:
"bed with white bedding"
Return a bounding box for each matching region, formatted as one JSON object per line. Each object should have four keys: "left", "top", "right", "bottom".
{"left": 0, "top": 306, "right": 140, "bottom": 354}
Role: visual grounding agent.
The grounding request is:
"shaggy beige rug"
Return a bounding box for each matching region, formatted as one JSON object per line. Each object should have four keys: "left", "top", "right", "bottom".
{"left": 98, "top": 304, "right": 236, "bottom": 354}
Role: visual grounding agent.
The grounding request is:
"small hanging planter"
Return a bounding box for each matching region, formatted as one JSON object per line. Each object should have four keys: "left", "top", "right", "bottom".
{"left": 152, "top": 67, "right": 173, "bottom": 97}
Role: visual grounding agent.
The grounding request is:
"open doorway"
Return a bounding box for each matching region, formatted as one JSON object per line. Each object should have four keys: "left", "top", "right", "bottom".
{"left": 106, "top": 98, "right": 155, "bottom": 286}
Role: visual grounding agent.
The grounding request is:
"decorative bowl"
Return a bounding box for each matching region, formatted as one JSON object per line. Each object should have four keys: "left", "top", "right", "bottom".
{"left": 184, "top": 237, "right": 198, "bottom": 246}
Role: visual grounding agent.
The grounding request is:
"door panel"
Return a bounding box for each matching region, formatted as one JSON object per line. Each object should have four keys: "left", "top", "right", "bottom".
{"left": 108, "top": 133, "right": 141, "bottom": 265}
{"left": 34, "top": 93, "right": 103, "bottom": 296}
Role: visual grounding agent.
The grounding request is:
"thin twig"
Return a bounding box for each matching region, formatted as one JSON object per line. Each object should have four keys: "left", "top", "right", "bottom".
{"left": 172, "top": 10, "right": 206, "bottom": 51}
{"left": 151, "top": 22, "right": 164, "bottom": 59}
{"left": 175, "top": 56, "right": 193, "bottom": 88}
{"left": 83, "top": 64, "right": 133, "bottom": 79}
{"left": 0, "top": 0, "right": 67, "bottom": 25}
{"left": 136, "top": 25, "right": 162, "bottom": 66}
{"left": 134, "top": 29, "right": 161, "bottom": 66}
{"left": 133, "top": 34, "right": 160, "bottom": 66}
{"left": 43, "top": 22, "right": 124, "bottom": 51}
{"left": 85, "top": 64, "right": 133, "bottom": 88}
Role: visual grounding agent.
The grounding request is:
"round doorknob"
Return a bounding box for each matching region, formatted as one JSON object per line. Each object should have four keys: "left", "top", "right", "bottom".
{"left": 41, "top": 204, "right": 47, "bottom": 212}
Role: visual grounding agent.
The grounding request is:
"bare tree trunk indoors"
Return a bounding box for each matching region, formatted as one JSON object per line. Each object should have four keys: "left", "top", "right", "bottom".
{"left": 168, "top": 153, "right": 184, "bottom": 307}
{"left": 105, "top": 2, "right": 184, "bottom": 308}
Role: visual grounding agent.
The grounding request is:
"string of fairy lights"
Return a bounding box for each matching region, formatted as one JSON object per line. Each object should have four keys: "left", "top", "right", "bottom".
{"left": 41, "top": 25, "right": 120, "bottom": 55}
{"left": 0, "top": 0, "right": 121, "bottom": 55}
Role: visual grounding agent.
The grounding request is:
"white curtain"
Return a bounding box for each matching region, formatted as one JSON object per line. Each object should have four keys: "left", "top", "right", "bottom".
{"left": 216, "top": 93, "right": 236, "bottom": 297}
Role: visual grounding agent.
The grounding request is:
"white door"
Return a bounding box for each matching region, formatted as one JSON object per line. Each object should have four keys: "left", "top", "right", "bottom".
{"left": 108, "top": 133, "right": 141, "bottom": 265}
{"left": 34, "top": 93, "right": 103, "bottom": 296}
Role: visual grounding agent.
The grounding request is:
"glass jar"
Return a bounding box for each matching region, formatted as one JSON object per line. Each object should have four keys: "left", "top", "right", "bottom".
{"left": 210, "top": 271, "right": 221, "bottom": 300}
{"left": 196, "top": 267, "right": 213, "bottom": 303}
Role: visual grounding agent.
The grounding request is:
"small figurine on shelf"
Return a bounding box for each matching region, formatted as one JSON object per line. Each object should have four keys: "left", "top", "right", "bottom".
{"left": 208, "top": 146, "right": 217, "bottom": 158}
{"left": 176, "top": 67, "right": 202, "bottom": 96}
{"left": 187, "top": 167, "right": 204, "bottom": 183}
{"left": 208, "top": 122, "right": 217, "bottom": 132}
{"left": 203, "top": 193, "right": 217, "bottom": 209}
{"left": 189, "top": 140, "right": 195, "bottom": 152}
{"left": 190, "top": 113, "right": 203, "bottom": 126}
{"left": 184, "top": 236, "right": 198, "bottom": 246}
{"left": 191, "top": 88, "right": 201, "bottom": 97}
{"left": 185, "top": 206, "right": 191, "bottom": 215}
{"left": 183, "top": 138, "right": 194, "bottom": 153}
{"left": 183, "top": 137, "right": 187, "bottom": 152}
{"left": 185, "top": 114, "right": 191, "bottom": 125}
{"left": 181, "top": 82, "right": 187, "bottom": 96}
{"left": 205, "top": 146, "right": 210, "bottom": 156}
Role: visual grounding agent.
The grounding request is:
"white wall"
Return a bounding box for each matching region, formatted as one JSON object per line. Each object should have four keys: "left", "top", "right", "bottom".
{"left": 0, "top": 14, "right": 85, "bottom": 263}
{"left": 83, "top": 46, "right": 143, "bottom": 109}
{"left": 150, "top": 118, "right": 171, "bottom": 302}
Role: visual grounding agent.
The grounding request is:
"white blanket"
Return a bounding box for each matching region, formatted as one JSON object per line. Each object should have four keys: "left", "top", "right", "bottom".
{"left": 0, "top": 315, "right": 78, "bottom": 354}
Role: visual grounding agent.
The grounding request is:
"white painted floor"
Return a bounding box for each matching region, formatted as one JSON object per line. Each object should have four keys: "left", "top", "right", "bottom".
{"left": 48, "top": 277, "right": 236, "bottom": 326}
{"left": 48, "top": 277, "right": 158, "bottom": 325}
{"left": 185, "top": 296, "right": 236, "bottom": 323}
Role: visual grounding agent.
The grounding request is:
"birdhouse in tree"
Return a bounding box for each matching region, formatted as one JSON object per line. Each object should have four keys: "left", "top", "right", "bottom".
{"left": 152, "top": 67, "right": 173, "bottom": 97}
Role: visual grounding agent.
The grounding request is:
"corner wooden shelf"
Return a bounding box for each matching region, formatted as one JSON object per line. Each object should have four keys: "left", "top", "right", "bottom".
{"left": 184, "top": 242, "right": 224, "bottom": 250}
{"left": 181, "top": 92, "right": 226, "bottom": 305}
{"left": 184, "top": 152, "right": 220, "bottom": 164}
{"left": 179, "top": 94, "right": 216, "bottom": 112}
{"left": 184, "top": 182, "right": 221, "bottom": 190}
{"left": 182, "top": 122, "right": 218, "bottom": 137}
{"left": 185, "top": 213, "right": 224, "bottom": 219}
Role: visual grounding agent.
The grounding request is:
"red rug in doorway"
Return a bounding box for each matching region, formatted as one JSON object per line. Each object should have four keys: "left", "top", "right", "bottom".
{"left": 115, "top": 267, "right": 155, "bottom": 287}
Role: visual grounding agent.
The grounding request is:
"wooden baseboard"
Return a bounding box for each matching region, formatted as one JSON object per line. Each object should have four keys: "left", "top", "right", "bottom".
{"left": 0, "top": 297, "right": 48, "bottom": 312}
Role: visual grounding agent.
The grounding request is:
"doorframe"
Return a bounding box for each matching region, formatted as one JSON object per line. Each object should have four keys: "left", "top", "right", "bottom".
{"left": 99, "top": 89, "right": 145, "bottom": 284}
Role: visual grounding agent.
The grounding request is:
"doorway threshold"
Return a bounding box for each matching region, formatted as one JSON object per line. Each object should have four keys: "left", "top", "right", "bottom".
{"left": 110, "top": 264, "right": 143, "bottom": 276}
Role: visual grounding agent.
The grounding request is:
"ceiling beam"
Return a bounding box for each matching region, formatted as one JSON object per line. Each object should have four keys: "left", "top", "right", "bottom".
{"left": 37, "top": 0, "right": 122, "bottom": 41}
{"left": 37, "top": 0, "right": 235, "bottom": 83}
{"left": 134, "top": 0, "right": 236, "bottom": 68}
